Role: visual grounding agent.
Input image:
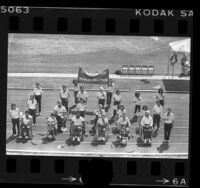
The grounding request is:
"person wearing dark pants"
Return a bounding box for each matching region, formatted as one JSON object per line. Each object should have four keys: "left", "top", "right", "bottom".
{"left": 106, "top": 79, "right": 114, "bottom": 107}
{"left": 9, "top": 104, "right": 20, "bottom": 136}
{"left": 60, "top": 85, "right": 71, "bottom": 111}
{"left": 112, "top": 90, "right": 122, "bottom": 119}
{"left": 132, "top": 92, "right": 142, "bottom": 115}
{"left": 72, "top": 80, "right": 80, "bottom": 104}
{"left": 33, "top": 82, "right": 43, "bottom": 115}
{"left": 162, "top": 108, "right": 175, "bottom": 143}
{"left": 152, "top": 100, "right": 163, "bottom": 131}
{"left": 156, "top": 88, "right": 165, "bottom": 107}
{"left": 28, "top": 95, "right": 37, "bottom": 129}
{"left": 97, "top": 87, "right": 106, "bottom": 108}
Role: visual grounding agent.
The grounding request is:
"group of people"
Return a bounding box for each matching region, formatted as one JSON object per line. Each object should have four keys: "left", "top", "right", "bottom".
{"left": 9, "top": 80, "right": 175, "bottom": 144}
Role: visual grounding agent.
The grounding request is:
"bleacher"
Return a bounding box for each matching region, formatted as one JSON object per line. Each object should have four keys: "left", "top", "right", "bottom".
{"left": 117, "top": 65, "right": 154, "bottom": 75}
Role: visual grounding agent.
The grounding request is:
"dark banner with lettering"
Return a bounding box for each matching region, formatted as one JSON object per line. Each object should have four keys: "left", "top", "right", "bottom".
{"left": 78, "top": 67, "right": 109, "bottom": 84}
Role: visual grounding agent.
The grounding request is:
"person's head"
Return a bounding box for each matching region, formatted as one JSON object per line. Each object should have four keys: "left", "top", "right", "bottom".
{"left": 25, "top": 110, "right": 29, "bottom": 117}
{"left": 80, "top": 98, "right": 84, "bottom": 104}
{"left": 122, "top": 110, "right": 127, "bottom": 119}
{"left": 57, "top": 101, "right": 62, "bottom": 107}
{"left": 62, "top": 85, "right": 67, "bottom": 90}
{"left": 73, "top": 79, "right": 78, "bottom": 86}
{"left": 167, "top": 108, "right": 172, "bottom": 114}
{"left": 50, "top": 113, "right": 55, "bottom": 117}
{"left": 144, "top": 111, "right": 150, "bottom": 118}
{"left": 76, "top": 112, "right": 80, "bottom": 119}
{"left": 120, "top": 104, "right": 124, "bottom": 111}
{"left": 142, "top": 105, "right": 148, "bottom": 111}
{"left": 11, "top": 103, "right": 16, "bottom": 109}
{"left": 135, "top": 92, "right": 140, "bottom": 98}
{"left": 36, "top": 82, "right": 40, "bottom": 88}
{"left": 158, "top": 88, "right": 163, "bottom": 95}
{"left": 156, "top": 99, "right": 161, "bottom": 106}
{"left": 80, "top": 86, "right": 84, "bottom": 92}
{"left": 116, "top": 90, "right": 120, "bottom": 95}
{"left": 29, "top": 94, "right": 34, "bottom": 100}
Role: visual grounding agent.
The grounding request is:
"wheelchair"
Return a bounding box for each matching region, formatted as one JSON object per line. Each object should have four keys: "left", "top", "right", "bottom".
{"left": 55, "top": 113, "right": 68, "bottom": 133}
{"left": 20, "top": 123, "right": 33, "bottom": 140}
{"left": 94, "top": 124, "right": 109, "bottom": 142}
{"left": 69, "top": 124, "right": 85, "bottom": 142}
{"left": 117, "top": 125, "right": 129, "bottom": 145}
{"left": 142, "top": 125, "right": 152, "bottom": 144}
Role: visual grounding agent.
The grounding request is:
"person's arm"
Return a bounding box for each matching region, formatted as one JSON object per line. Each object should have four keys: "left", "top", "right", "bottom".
{"left": 150, "top": 117, "right": 153, "bottom": 127}
{"left": 140, "top": 117, "right": 144, "bottom": 126}
{"left": 9, "top": 110, "right": 12, "bottom": 120}
{"left": 127, "top": 118, "right": 131, "bottom": 128}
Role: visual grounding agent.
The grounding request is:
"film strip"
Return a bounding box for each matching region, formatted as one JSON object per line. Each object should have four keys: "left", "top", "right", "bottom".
{"left": 0, "top": 6, "right": 193, "bottom": 186}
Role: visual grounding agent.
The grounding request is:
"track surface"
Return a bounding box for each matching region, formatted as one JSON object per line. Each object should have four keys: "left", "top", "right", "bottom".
{"left": 6, "top": 89, "right": 189, "bottom": 158}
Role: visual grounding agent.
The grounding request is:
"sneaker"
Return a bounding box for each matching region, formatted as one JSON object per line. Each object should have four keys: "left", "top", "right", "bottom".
{"left": 77, "top": 137, "right": 80, "bottom": 142}
{"left": 25, "top": 136, "right": 28, "bottom": 139}
{"left": 144, "top": 139, "right": 147, "bottom": 144}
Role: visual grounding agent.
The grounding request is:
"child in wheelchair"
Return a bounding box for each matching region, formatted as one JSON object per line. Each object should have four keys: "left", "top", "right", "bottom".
{"left": 116, "top": 110, "right": 130, "bottom": 145}
{"left": 46, "top": 113, "right": 57, "bottom": 140}
{"left": 95, "top": 112, "right": 109, "bottom": 142}
{"left": 54, "top": 101, "right": 68, "bottom": 133}
{"left": 140, "top": 111, "right": 153, "bottom": 144}
{"left": 19, "top": 110, "right": 33, "bottom": 140}
{"left": 70, "top": 112, "right": 85, "bottom": 142}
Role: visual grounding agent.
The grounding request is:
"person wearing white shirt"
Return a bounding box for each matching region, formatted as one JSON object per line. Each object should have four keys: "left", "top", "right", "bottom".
{"left": 9, "top": 104, "right": 20, "bottom": 136}
{"left": 72, "top": 80, "right": 80, "bottom": 104}
{"left": 162, "top": 108, "right": 175, "bottom": 143}
{"left": 112, "top": 90, "right": 122, "bottom": 118}
{"left": 60, "top": 85, "right": 71, "bottom": 111}
{"left": 155, "top": 88, "right": 165, "bottom": 107}
{"left": 21, "top": 111, "right": 33, "bottom": 139}
{"left": 96, "top": 113, "right": 109, "bottom": 141}
{"left": 54, "top": 101, "right": 67, "bottom": 132}
{"left": 132, "top": 92, "right": 142, "bottom": 115}
{"left": 47, "top": 113, "right": 57, "bottom": 140}
{"left": 117, "top": 111, "right": 130, "bottom": 139}
{"left": 106, "top": 79, "right": 115, "bottom": 107}
{"left": 77, "top": 86, "right": 88, "bottom": 104}
{"left": 97, "top": 87, "right": 106, "bottom": 108}
{"left": 77, "top": 98, "right": 86, "bottom": 118}
{"left": 141, "top": 111, "right": 153, "bottom": 143}
{"left": 70, "top": 113, "right": 85, "bottom": 141}
{"left": 28, "top": 95, "right": 37, "bottom": 126}
{"left": 33, "top": 82, "right": 42, "bottom": 114}
{"left": 152, "top": 100, "right": 163, "bottom": 131}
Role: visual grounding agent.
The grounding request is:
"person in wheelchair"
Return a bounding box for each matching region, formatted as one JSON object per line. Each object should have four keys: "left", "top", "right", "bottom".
{"left": 46, "top": 113, "right": 57, "bottom": 140}
{"left": 116, "top": 110, "right": 130, "bottom": 144}
{"left": 20, "top": 110, "right": 33, "bottom": 140}
{"left": 140, "top": 111, "right": 153, "bottom": 144}
{"left": 54, "top": 101, "right": 67, "bottom": 132}
{"left": 96, "top": 112, "right": 109, "bottom": 142}
{"left": 115, "top": 105, "right": 126, "bottom": 129}
{"left": 70, "top": 112, "right": 85, "bottom": 142}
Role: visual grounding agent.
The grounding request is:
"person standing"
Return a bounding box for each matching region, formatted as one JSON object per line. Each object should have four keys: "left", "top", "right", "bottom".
{"left": 156, "top": 88, "right": 165, "bottom": 107}
{"left": 77, "top": 86, "right": 88, "bottom": 104}
{"left": 33, "top": 82, "right": 42, "bottom": 115}
{"left": 72, "top": 80, "right": 80, "bottom": 104}
{"left": 77, "top": 98, "right": 86, "bottom": 118}
{"left": 152, "top": 100, "right": 163, "bottom": 131}
{"left": 162, "top": 108, "right": 175, "bottom": 143}
{"left": 106, "top": 79, "right": 114, "bottom": 107}
{"left": 9, "top": 104, "right": 20, "bottom": 137}
{"left": 21, "top": 110, "right": 33, "bottom": 139}
{"left": 97, "top": 87, "right": 106, "bottom": 108}
{"left": 60, "top": 85, "right": 71, "bottom": 111}
{"left": 132, "top": 92, "right": 142, "bottom": 116}
{"left": 112, "top": 90, "right": 122, "bottom": 118}
{"left": 28, "top": 95, "right": 37, "bottom": 129}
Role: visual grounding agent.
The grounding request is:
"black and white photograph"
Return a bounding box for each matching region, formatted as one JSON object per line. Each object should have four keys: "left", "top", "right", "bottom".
{"left": 6, "top": 34, "right": 190, "bottom": 158}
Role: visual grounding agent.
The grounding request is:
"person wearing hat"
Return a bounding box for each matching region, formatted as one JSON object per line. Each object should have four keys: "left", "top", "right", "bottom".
{"left": 46, "top": 113, "right": 57, "bottom": 140}
{"left": 152, "top": 100, "right": 163, "bottom": 131}
{"left": 140, "top": 111, "right": 153, "bottom": 144}
{"left": 33, "top": 82, "right": 43, "bottom": 115}
{"left": 60, "top": 85, "right": 71, "bottom": 111}
{"left": 97, "top": 87, "right": 106, "bottom": 108}
{"left": 20, "top": 110, "right": 33, "bottom": 139}
{"left": 162, "top": 108, "right": 175, "bottom": 143}
{"left": 77, "top": 86, "right": 88, "bottom": 104}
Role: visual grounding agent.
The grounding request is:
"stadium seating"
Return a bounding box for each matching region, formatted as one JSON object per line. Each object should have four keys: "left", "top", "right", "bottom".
{"left": 118, "top": 65, "right": 154, "bottom": 75}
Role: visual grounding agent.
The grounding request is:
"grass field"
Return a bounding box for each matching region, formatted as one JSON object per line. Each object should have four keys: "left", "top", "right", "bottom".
{"left": 8, "top": 34, "right": 189, "bottom": 75}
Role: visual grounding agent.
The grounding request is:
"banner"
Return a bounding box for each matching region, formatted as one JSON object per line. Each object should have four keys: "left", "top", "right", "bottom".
{"left": 77, "top": 67, "right": 109, "bottom": 85}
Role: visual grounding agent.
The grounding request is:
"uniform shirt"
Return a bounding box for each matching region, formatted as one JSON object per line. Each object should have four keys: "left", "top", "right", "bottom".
{"left": 97, "top": 117, "right": 109, "bottom": 125}
{"left": 140, "top": 116, "right": 153, "bottom": 127}
{"left": 33, "top": 87, "right": 42, "bottom": 96}
{"left": 94, "top": 109, "right": 105, "bottom": 117}
{"left": 47, "top": 116, "right": 57, "bottom": 125}
{"left": 97, "top": 91, "right": 106, "bottom": 100}
{"left": 54, "top": 105, "right": 67, "bottom": 115}
{"left": 22, "top": 115, "right": 32, "bottom": 125}
{"left": 60, "top": 88, "right": 71, "bottom": 99}
{"left": 117, "top": 117, "right": 130, "bottom": 127}
{"left": 132, "top": 96, "right": 142, "bottom": 105}
{"left": 156, "top": 93, "right": 164, "bottom": 101}
{"left": 163, "top": 112, "right": 175, "bottom": 124}
{"left": 77, "top": 91, "right": 88, "bottom": 101}
{"left": 10, "top": 108, "right": 20, "bottom": 119}
{"left": 77, "top": 103, "right": 86, "bottom": 112}
{"left": 71, "top": 116, "right": 85, "bottom": 125}
{"left": 107, "top": 83, "right": 115, "bottom": 93}
{"left": 73, "top": 85, "right": 80, "bottom": 92}
{"left": 28, "top": 99, "right": 37, "bottom": 110}
{"left": 113, "top": 94, "right": 121, "bottom": 102}
{"left": 153, "top": 104, "right": 163, "bottom": 115}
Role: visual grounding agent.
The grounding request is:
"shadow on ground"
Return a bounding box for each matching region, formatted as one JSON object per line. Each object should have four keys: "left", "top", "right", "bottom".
{"left": 157, "top": 142, "right": 169, "bottom": 153}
